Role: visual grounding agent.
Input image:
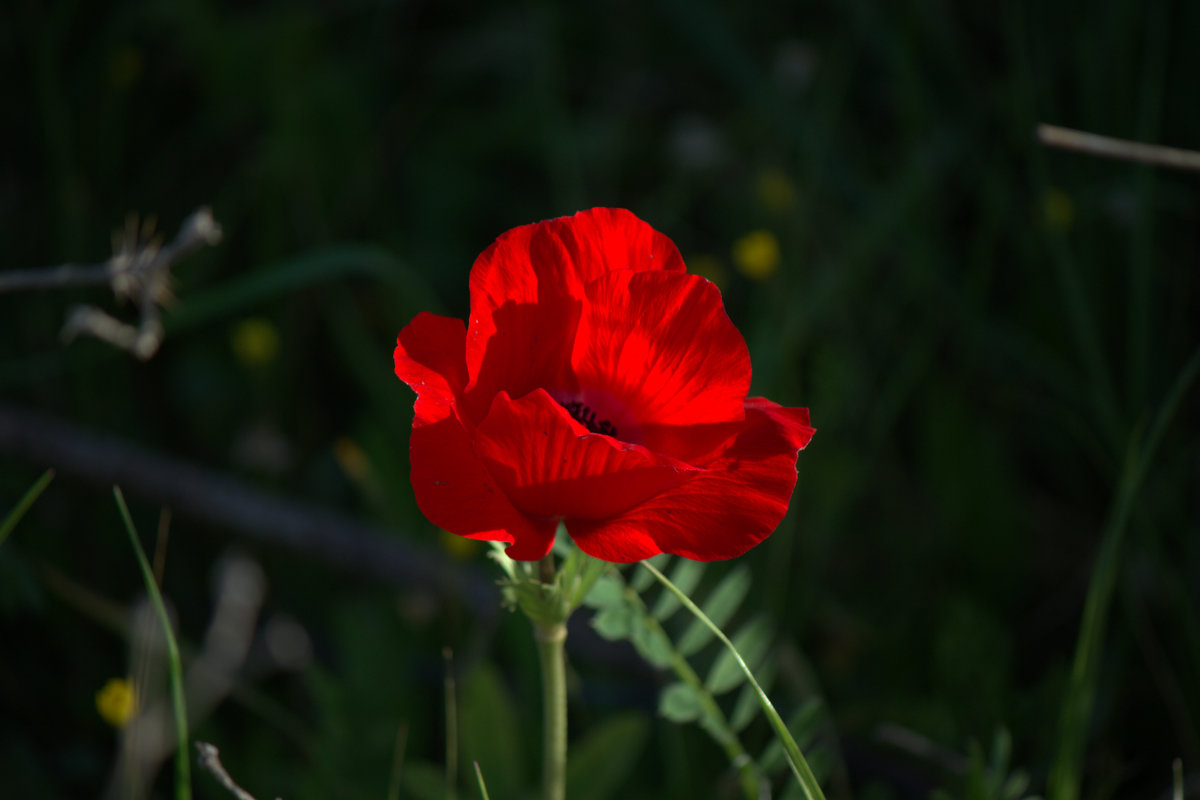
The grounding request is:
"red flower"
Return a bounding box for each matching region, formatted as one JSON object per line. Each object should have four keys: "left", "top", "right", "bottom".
{"left": 394, "top": 208, "right": 814, "bottom": 563}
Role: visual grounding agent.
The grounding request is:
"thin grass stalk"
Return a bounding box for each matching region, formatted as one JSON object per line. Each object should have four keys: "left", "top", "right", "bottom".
{"left": 444, "top": 648, "right": 458, "bottom": 800}
{"left": 0, "top": 468, "right": 54, "bottom": 546}
{"left": 621, "top": 582, "right": 762, "bottom": 800}
{"left": 1126, "top": 3, "right": 1170, "bottom": 412}
{"left": 114, "top": 487, "right": 191, "bottom": 800}
{"left": 642, "top": 561, "right": 827, "bottom": 800}
{"left": 473, "top": 761, "right": 492, "bottom": 800}
{"left": 1048, "top": 344, "right": 1200, "bottom": 800}
{"left": 1047, "top": 438, "right": 1140, "bottom": 800}
{"left": 387, "top": 722, "right": 409, "bottom": 800}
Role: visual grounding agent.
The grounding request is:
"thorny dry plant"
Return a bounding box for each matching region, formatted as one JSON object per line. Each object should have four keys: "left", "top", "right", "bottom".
{"left": 0, "top": 206, "right": 222, "bottom": 360}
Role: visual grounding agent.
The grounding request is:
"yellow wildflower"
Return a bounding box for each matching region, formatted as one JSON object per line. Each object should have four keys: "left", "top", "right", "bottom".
{"left": 333, "top": 437, "right": 371, "bottom": 483}
{"left": 231, "top": 318, "right": 280, "bottom": 367}
{"left": 108, "top": 46, "right": 143, "bottom": 91}
{"left": 96, "top": 678, "right": 136, "bottom": 728}
{"left": 757, "top": 169, "right": 796, "bottom": 214}
{"left": 1043, "top": 188, "right": 1074, "bottom": 230}
{"left": 439, "top": 529, "right": 480, "bottom": 560}
{"left": 732, "top": 230, "right": 781, "bottom": 280}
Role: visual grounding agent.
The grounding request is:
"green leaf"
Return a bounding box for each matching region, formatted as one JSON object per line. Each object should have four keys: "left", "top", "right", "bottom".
{"left": 592, "top": 605, "right": 635, "bottom": 641}
{"left": 565, "top": 713, "right": 650, "bottom": 800}
{"left": 651, "top": 559, "right": 704, "bottom": 621}
{"left": 729, "top": 660, "right": 777, "bottom": 732}
{"left": 583, "top": 574, "right": 626, "bottom": 610}
{"left": 629, "top": 554, "right": 669, "bottom": 592}
{"left": 706, "top": 616, "right": 773, "bottom": 695}
{"left": 641, "top": 560, "right": 828, "bottom": 800}
{"left": 806, "top": 748, "right": 832, "bottom": 784}
{"left": 677, "top": 566, "right": 751, "bottom": 656}
{"left": 697, "top": 708, "right": 738, "bottom": 750}
{"left": 164, "top": 245, "right": 437, "bottom": 334}
{"left": 659, "top": 682, "right": 706, "bottom": 723}
{"left": 759, "top": 699, "right": 823, "bottom": 774}
{"left": 630, "top": 614, "right": 674, "bottom": 669}
{"left": 569, "top": 556, "right": 611, "bottom": 610}
{"left": 400, "top": 761, "right": 452, "bottom": 800}
{"left": 460, "top": 664, "right": 523, "bottom": 799}
{"left": 781, "top": 777, "right": 808, "bottom": 800}
{"left": 556, "top": 524, "right": 583, "bottom": 579}
{"left": 1002, "top": 771, "right": 1032, "bottom": 800}
{"left": 0, "top": 549, "right": 43, "bottom": 615}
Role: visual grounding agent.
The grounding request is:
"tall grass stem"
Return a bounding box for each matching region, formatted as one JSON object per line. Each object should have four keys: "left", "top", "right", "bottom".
{"left": 642, "top": 561, "right": 827, "bottom": 800}
{"left": 114, "top": 487, "right": 191, "bottom": 800}
{"left": 0, "top": 468, "right": 54, "bottom": 546}
{"left": 1048, "top": 344, "right": 1200, "bottom": 800}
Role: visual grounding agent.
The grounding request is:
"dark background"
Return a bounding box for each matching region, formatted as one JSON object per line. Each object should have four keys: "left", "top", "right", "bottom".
{"left": 1, "top": 1, "right": 1198, "bottom": 798}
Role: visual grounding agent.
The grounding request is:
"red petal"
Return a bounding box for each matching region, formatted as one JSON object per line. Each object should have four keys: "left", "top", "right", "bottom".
{"left": 569, "top": 271, "right": 751, "bottom": 459}
{"left": 474, "top": 389, "right": 698, "bottom": 520}
{"left": 532, "top": 208, "right": 686, "bottom": 295}
{"left": 409, "top": 414, "right": 558, "bottom": 560}
{"left": 463, "top": 209, "right": 685, "bottom": 423}
{"left": 568, "top": 402, "right": 815, "bottom": 562}
{"left": 396, "top": 313, "right": 557, "bottom": 561}
{"left": 394, "top": 312, "right": 469, "bottom": 410}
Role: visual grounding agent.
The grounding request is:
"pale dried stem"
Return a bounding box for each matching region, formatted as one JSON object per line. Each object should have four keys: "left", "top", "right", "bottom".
{"left": 1037, "top": 124, "right": 1200, "bottom": 173}
{"left": 196, "top": 741, "right": 281, "bottom": 800}
{"left": 105, "top": 554, "right": 268, "bottom": 800}
{"left": 0, "top": 206, "right": 222, "bottom": 359}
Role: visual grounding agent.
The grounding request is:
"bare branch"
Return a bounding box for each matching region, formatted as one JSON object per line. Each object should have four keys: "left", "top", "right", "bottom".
{"left": 0, "top": 261, "right": 115, "bottom": 291}
{"left": 196, "top": 742, "right": 275, "bottom": 800}
{"left": 0, "top": 402, "right": 500, "bottom": 620}
{"left": 0, "top": 206, "right": 223, "bottom": 360}
{"left": 1037, "top": 124, "right": 1200, "bottom": 173}
{"left": 60, "top": 305, "right": 163, "bottom": 359}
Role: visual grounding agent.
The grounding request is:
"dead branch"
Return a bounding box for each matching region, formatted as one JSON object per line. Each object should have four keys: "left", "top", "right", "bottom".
{"left": 0, "top": 207, "right": 223, "bottom": 360}
{"left": 196, "top": 742, "right": 277, "bottom": 800}
{"left": 0, "top": 402, "right": 499, "bottom": 620}
{"left": 1037, "top": 124, "right": 1200, "bottom": 173}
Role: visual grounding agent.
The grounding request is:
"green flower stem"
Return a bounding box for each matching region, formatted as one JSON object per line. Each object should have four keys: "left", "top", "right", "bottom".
{"left": 534, "top": 620, "right": 567, "bottom": 800}
{"left": 642, "top": 560, "right": 828, "bottom": 800}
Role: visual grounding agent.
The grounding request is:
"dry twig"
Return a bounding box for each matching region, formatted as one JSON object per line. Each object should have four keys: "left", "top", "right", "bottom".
{"left": 196, "top": 742, "right": 279, "bottom": 800}
{"left": 1037, "top": 124, "right": 1200, "bottom": 173}
{"left": 0, "top": 402, "right": 500, "bottom": 619}
{"left": 0, "top": 206, "right": 223, "bottom": 359}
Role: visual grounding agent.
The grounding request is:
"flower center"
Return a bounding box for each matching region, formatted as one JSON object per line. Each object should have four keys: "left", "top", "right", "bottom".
{"left": 558, "top": 399, "right": 619, "bottom": 438}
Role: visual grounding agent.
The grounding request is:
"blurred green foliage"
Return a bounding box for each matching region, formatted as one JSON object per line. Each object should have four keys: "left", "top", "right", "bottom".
{"left": 1, "top": 0, "right": 1198, "bottom": 798}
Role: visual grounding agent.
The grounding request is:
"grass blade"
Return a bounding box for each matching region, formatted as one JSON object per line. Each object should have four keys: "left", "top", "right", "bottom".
{"left": 641, "top": 560, "right": 828, "bottom": 800}
{"left": 0, "top": 468, "right": 54, "bottom": 547}
{"left": 387, "top": 722, "right": 409, "bottom": 800}
{"left": 473, "top": 762, "right": 491, "bottom": 800}
{"left": 444, "top": 648, "right": 458, "bottom": 800}
{"left": 1048, "top": 344, "right": 1200, "bottom": 800}
{"left": 114, "top": 487, "right": 191, "bottom": 800}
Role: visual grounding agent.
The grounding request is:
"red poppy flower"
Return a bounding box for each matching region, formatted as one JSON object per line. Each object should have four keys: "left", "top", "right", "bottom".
{"left": 394, "top": 208, "right": 814, "bottom": 563}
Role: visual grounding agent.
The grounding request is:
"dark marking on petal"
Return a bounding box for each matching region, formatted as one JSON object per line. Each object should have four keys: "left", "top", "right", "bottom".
{"left": 558, "top": 400, "right": 619, "bottom": 438}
